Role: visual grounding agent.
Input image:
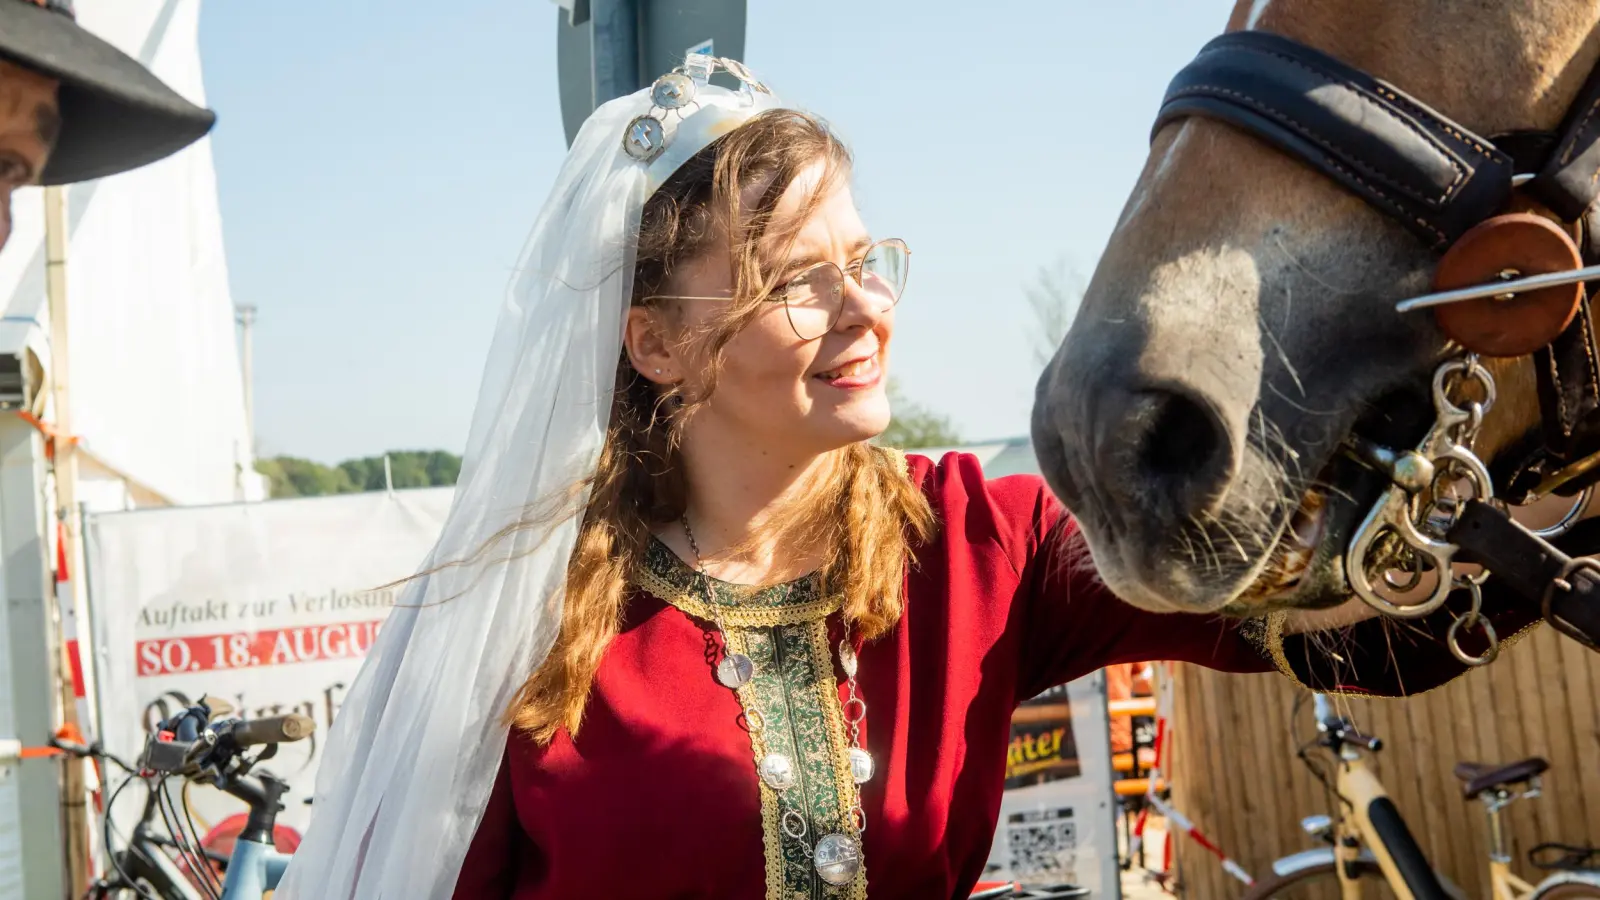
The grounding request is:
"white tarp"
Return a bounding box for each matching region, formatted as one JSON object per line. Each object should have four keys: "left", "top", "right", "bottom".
{"left": 0, "top": 0, "right": 259, "bottom": 510}
{"left": 87, "top": 488, "right": 455, "bottom": 837}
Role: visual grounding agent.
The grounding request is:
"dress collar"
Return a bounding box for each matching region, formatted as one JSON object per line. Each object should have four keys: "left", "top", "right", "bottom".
{"left": 637, "top": 537, "right": 842, "bottom": 628}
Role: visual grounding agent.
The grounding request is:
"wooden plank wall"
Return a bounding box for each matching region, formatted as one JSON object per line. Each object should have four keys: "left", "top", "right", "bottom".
{"left": 1164, "top": 626, "right": 1600, "bottom": 900}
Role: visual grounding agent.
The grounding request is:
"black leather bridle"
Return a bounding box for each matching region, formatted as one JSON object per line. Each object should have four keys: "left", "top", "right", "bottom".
{"left": 1152, "top": 30, "right": 1600, "bottom": 649}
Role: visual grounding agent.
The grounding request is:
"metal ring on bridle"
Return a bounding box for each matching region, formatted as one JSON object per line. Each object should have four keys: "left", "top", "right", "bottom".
{"left": 1433, "top": 352, "right": 1491, "bottom": 419}
{"left": 1446, "top": 580, "right": 1499, "bottom": 666}
{"left": 1530, "top": 485, "right": 1595, "bottom": 539}
{"left": 1349, "top": 441, "right": 1494, "bottom": 619}
{"left": 1382, "top": 552, "right": 1425, "bottom": 591}
{"left": 1541, "top": 555, "right": 1600, "bottom": 649}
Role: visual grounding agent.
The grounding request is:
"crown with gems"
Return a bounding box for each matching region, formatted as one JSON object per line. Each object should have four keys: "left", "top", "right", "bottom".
{"left": 622, "top": 53, "right": 781, "bottom": 194}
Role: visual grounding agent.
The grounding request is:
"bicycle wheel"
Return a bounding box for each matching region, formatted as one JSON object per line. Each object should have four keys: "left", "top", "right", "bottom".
{"left": 1531, "top": 873, "right": 1600, "bottom": 900}
{"left": 1241, "top": 859, "right": 1394, "bottom": 900}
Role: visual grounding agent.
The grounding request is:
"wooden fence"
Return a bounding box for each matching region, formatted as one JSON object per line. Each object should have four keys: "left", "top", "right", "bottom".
{"left": 1164, "top": 625, "right": 1600, "bottom": 899}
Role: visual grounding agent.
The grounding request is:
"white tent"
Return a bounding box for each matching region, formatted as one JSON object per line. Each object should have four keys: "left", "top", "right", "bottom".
{"left": 0, "top": 1, "right": 257, "bottom": 894}
{"left": 0, "top": 0, "right": 258, "bottom": 510}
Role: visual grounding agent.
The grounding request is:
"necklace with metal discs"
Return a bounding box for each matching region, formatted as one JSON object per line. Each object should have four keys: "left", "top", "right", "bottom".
{"left": 679, "top": 516, "right": 871, "bottom": 888}
{"left": 716, "top": 651, "right": 755, "bottom": 689}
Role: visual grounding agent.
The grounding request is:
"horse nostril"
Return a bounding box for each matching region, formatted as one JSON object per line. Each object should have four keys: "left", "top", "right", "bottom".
{"left": 1133, "top": 390, "right": 1232, "bottom": 514}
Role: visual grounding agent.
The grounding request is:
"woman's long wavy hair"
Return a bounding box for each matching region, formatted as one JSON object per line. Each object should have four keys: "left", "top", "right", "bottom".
{"left": 506, "top": 110, "right": 935, "bottom": 744}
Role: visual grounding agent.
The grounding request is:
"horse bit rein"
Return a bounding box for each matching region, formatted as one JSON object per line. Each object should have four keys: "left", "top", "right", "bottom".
{"left": 1154, "top": 31, "right": 1600, "bottom": 663}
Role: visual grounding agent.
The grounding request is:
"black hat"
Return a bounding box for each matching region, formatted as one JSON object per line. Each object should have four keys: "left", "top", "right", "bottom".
{"left": 0, "top": 0, "right": 216, "bottom": 185}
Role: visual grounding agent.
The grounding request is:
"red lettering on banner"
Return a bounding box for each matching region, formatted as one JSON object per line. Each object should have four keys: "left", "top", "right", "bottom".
{"left": 135, "top": 619, "right": 385, "bottom": 677}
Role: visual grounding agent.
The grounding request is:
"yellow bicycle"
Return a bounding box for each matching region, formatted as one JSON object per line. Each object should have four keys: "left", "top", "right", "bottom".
{"left": 1242, "top": 694, "right": 1600, "bottom": 900}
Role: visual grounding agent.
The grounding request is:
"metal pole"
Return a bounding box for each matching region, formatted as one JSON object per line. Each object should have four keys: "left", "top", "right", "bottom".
{"left": 44, "top": 183, "right": 91, "bottom": 899}
{"left": 590, "top": 0, "right": 641, "bottom": 112}
{"left": 236, "top": 303, "right": 257, "bottom": 452}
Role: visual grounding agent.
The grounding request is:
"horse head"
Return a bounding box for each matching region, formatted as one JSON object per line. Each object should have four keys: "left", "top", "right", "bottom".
{"left": 1032, "top": 0, "right": 1600, "bottom": 615}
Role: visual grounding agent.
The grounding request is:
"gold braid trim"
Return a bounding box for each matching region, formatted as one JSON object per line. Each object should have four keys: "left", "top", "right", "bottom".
{"left": 807, "top": 618, "right": 868, "bottom": 900}
{"left": 1263, "top": 609, "right": 1544, "bottom": 701}
{"left": 724, "top": 628, "right": 789, "bottom": 900}
{"left": 1263, "top": 611, "right": 1305, "bottom": 689}
{"left": 636, "top": 567, "right": 844, "bottom": 627}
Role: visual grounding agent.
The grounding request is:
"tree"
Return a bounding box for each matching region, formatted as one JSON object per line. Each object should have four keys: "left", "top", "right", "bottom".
{"left": 255, "top": 450, "right": 464, "bottom": 499}
{"left": 254, "top": 456, "right": 355, "bottom": 498}
{"left": 1025, "top": 258, "right": 1087, "bottom": 367}
{"left": 876, "top": 379, "right": 961, "bottom": 450}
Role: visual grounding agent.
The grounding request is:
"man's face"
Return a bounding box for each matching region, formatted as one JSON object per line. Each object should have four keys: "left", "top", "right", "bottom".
{"left": 0, "top": 59, "right": 60, "bottom": 251}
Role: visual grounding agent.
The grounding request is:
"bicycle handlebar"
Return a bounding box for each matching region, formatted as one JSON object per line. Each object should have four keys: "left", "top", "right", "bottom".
{"left": 1332, "top": 727, "right": 1383, "bottom": 752}
{"left": 142, "top": 703, "right": 317, "bottom": 777}
{"left": 1309, "top": 693, "right": 1383, "bottom": 752}
{"left": 220, "top": 714, "right": 315, "bottom": 748}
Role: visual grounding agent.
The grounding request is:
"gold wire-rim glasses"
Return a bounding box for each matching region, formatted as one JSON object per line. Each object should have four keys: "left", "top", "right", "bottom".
{"left": 641, "top": 237, "right": 910, "bottom": 340}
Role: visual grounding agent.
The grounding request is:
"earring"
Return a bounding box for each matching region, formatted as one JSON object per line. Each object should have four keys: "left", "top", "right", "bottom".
{"left": 654, "top": 368, "right": 663, "bottom": 375}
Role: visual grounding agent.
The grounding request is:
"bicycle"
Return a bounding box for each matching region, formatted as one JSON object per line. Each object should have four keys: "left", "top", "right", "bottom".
{"left": 1243, "top": 694, "right": 1600, "bottom": 900}
{"left": 60, "top": 697, "right": 314, "bottom": 899}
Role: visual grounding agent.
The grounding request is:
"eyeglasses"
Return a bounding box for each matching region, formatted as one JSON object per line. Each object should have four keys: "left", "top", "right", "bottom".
{"left": 642, "top": 238, "right": 910, "bottom": 341}
{"left": 773, "top": 238, "right": 910, "bottom": 340}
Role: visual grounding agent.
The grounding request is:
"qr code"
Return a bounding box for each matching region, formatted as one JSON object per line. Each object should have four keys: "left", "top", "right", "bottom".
{"left": 1005, "top": 807, "right": 1077, "bottom": 881}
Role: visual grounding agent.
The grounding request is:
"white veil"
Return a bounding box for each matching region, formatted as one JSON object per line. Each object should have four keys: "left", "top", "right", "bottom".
{"left": 275, "top": 59, "right": 781, "bottom": 900}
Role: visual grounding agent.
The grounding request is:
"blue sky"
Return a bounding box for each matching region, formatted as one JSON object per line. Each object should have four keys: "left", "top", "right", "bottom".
{"left": 198, "top": 0, "right": 1235, "bottom": 463}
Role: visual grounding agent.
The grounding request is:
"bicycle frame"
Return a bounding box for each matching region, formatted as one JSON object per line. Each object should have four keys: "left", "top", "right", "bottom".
{"left": 1312, "top": 696, "right": 1454, "bottom": 900}
{"left": 1331, "top": 749, "right": 1445, "bottom": 900}
{"left": 1493, "top": 861, "right": 1541, "bottom": 900}
{"left": 1482, "top": 787, "right": 1542, "bottom": 900}
{"left": 104, "top": 764, "right": 295, "bottom": 897}
{"left": 218, "top": 836, "right": 291, "bottom": 897}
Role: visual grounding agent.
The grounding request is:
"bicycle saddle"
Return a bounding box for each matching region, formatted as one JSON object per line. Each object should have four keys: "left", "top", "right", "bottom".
{"left": 1452, "top": 757, "right": 1548, "bottom": 799}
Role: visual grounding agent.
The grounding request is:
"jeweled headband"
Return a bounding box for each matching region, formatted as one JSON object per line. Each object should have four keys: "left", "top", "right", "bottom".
{"left": 622, "top": 53, "right": 782, "bottom": 195}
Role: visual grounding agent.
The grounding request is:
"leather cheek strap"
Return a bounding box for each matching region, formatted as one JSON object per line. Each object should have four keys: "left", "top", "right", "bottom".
{"left": 1525, "top": 59, "right": 1600, "bottom": 222}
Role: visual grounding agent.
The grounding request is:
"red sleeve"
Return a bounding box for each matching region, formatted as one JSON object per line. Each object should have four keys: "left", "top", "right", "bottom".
{"left": 451, "top": 749, "right": 517, "bottom": 900}
{"left": 1007, "top": 477, "right": 1272, "bottom": 698}
{"left": 906, "top": 452, "right": 1271, "bottom": 702}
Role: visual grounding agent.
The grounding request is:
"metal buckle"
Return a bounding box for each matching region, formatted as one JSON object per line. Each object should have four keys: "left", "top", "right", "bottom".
{"left": 1347, "top": 359, "right": 1495, "bottom": 618}
{"left": 1542, "top": 556, "right": 1600, "bottom": 650}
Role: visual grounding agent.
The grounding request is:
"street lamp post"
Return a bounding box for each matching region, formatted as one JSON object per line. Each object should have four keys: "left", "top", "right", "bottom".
{"left": 236, "top": 303, "right": 257, "bottom": 452}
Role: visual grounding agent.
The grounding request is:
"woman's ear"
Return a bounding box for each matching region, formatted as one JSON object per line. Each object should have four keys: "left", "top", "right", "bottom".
{"left": 624, "top": 305, "right": 678, "bottom": 385}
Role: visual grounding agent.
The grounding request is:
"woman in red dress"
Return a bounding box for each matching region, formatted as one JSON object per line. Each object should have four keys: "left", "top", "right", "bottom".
{"left": 278, "top": 57, "right": 1529, "bottom": 900}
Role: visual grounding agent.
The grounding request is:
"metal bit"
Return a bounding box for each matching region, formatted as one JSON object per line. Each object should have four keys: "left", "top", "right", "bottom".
{"left": 1345, "top": 438, "right": 1436, "bottom": 494}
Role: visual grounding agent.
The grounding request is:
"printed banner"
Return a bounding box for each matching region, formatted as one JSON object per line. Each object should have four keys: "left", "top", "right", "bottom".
{"left": 985, "top": 671, "right": 1119, "bottom": 898}
{"left": 85, "top": 488, "right": 454, "bottom": 842}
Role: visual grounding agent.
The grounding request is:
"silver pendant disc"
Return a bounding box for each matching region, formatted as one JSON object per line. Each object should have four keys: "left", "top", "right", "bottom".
{"left": 838, "top": 641, "right": 858, "bottom": 677}
{"left": 621, "top": 115, "right": 666, "bottom": 161}
{"left": 813, "top": 833, "right": 862, "bottom": 886}
{"left": 716, "top": 652, "right": 755, "bottom": 689}
{"left": 758, "top": 752, "right": 796, "bottom": 790}
{"left": 848, "top": 747, "right": 875, "bottom": 784}
{"left": 650, "top": 72, "right": 696, "bottom": 109}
